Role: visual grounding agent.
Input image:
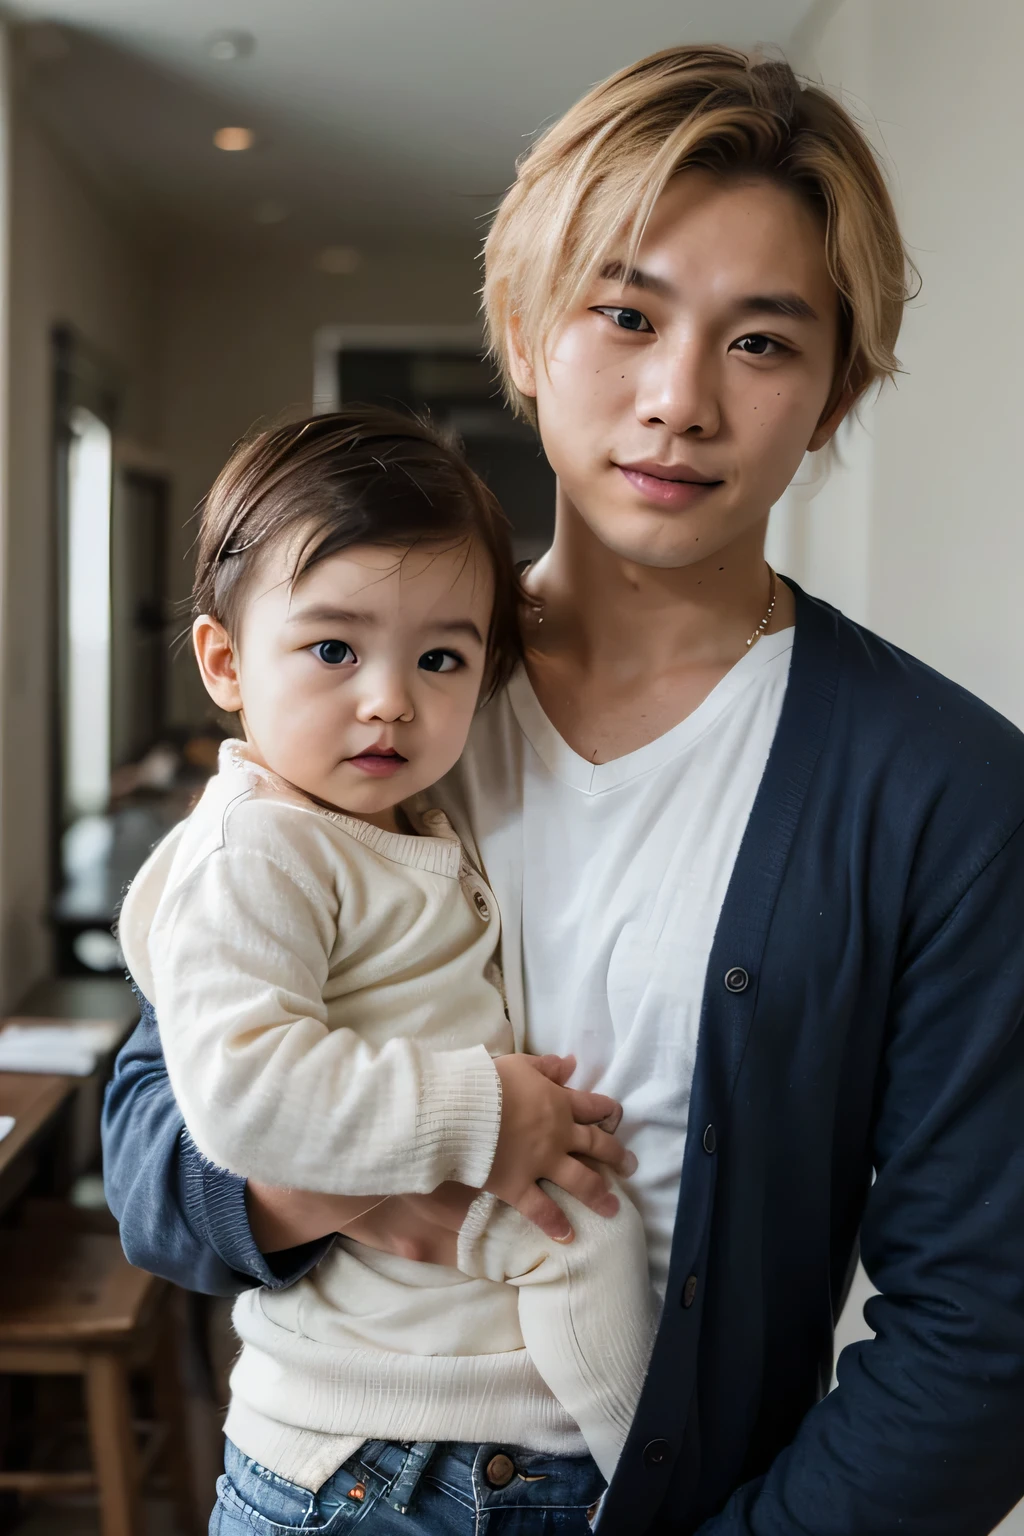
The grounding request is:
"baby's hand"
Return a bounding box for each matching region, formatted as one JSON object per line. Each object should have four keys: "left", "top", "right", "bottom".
{"left": 484, "top": 1054, "right": 637, "bottom": 1242}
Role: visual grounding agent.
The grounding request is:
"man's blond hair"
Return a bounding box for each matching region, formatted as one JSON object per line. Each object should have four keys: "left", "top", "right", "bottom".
{"left": 484, "top": 46, "right": 915, "bottom": 422}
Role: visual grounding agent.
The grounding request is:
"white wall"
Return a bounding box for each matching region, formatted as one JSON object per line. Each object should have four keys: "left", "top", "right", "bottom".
{"left": 157, "top": 235, "right": 482, "bottom": 725}
{"left": 0, "top": 78, "right": 160, "bottom": 1006}
{"left": 779, "top": 0, "right": 1024, "bottom": 730}
{"left": 784, "top": 7, "right": 1024, "bottom": 1530}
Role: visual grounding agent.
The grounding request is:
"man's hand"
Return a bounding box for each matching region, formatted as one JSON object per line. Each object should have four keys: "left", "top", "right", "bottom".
{"left": 246, "top": 1179, "right": 474, "bottom": 1266}
{"left": 485, "top": 1053, "right": 636, "bottom": 1240}
{"left": 245, "top": 1181, "right": 392, "bottom": 1255}
{"left": 340, "top": 1183, "right": 475, "bottom": 1267}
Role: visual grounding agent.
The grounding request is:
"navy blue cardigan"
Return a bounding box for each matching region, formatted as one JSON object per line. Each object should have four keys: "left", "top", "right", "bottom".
{"left": 102, "top": 585, "right": 1024, "bottom": 1534}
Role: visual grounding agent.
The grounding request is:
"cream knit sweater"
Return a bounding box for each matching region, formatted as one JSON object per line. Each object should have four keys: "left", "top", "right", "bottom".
{"left": 119, "top": 742, "right": 654, "bottom": 1488}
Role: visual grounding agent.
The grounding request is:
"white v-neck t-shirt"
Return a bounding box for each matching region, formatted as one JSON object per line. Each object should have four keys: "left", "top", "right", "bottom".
{"left": 436, "top": 628, "right": 794, "bottom": 1299}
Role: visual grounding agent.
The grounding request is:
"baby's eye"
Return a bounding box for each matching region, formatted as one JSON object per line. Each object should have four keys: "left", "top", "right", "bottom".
{"left": 418, "top": 649, "right": 462, "bottom": 674}
{"left": 591, "top": 306, "right": 654, "bottom": 333}
{"left": 311, "top": 640, "right": 356, "bottom": 666}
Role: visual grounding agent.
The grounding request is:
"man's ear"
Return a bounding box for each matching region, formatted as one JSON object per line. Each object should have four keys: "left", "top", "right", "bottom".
{"left": 807, "top": 386, "right": 856, "bottom": 453}
{"left": 505, "top": 313, "right": 537, "bottom": 400}
{"left": 193, "top": 615, "right": 243, "bottom": 713}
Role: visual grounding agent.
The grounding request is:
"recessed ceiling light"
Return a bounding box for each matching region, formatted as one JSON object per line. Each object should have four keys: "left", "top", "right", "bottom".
{"left": 254, "top": 200, "right": 288, "bottom": 226}
{"left": 213, "top": 126, "right": 255, "bottom": 153}
{"left": 207, "top": 30, "right": 255, "bottom": 62}
{"left": 316, "top": 246, "right": 361, "bottom": 276}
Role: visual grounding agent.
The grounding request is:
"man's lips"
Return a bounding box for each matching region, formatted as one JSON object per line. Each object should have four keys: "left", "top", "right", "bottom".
{"left": 347, "top": 747, "right": 408, "bottom": 779}
{"left": 616, "top": 460, "right": 724, "bottom": 508}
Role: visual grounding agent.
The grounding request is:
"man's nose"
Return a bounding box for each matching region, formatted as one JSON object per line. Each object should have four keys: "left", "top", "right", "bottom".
{"left": 354, "top": 665, "right": 415, "bottom": 724}
{"left": 635, "top": 339, "right": 721, "bottom": 438}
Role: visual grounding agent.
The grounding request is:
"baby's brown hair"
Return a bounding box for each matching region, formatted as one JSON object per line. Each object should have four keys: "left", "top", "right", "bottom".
{"left": 193, "top": 406, "right": 523, "bottom": 696}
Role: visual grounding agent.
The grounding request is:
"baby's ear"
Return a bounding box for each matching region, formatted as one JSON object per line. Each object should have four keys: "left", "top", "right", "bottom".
{"left": 193, "top": 615, "right": 243, "bottom": 713}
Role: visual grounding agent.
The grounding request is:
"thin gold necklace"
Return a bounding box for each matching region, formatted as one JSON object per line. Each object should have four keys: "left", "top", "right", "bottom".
{"left": 746, "top": 566, "right": 778, "bottom": 648}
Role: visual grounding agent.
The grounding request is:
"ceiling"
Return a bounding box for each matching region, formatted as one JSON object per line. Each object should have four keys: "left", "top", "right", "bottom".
{"left": 7, "top": 0, "right": 822, "bottom": 248}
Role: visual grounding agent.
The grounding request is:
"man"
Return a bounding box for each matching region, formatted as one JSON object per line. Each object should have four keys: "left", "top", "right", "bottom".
{"left": 103, "top": 46, "right": 1024, "bottom": 1534}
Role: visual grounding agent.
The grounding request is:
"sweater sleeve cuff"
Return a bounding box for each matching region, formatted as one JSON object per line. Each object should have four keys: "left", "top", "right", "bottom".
{"left": 179, "top": 1127, "right": 332, "bottom": 1290}
{"left": 416, "top": 1044, "right": 502, "bottom": 1189}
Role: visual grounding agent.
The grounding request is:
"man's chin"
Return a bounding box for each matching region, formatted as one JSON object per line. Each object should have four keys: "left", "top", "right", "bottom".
{"left": 584, "top": 519, "right": 718, "bottom": 571}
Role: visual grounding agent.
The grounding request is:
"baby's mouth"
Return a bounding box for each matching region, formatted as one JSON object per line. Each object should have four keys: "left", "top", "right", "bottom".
{"left": 347, "top": 747, "right": 408, "bottom": 778}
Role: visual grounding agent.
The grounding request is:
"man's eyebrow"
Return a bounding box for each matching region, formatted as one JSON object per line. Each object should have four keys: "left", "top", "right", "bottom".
{"left": 287, "top": 604, "right": 484, "bottom": 644}
{"left": 735, "top": 293, "right": 819, "bottom": 322}
{"left": 599, "top": 260, "right": 677, "bottom": 299}
{"left": 599, "top": 261, "right": 819, "bottom": 323}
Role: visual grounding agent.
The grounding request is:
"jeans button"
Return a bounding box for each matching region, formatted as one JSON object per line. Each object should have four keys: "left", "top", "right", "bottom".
{"left": 485, "top": 1453, "right": 515, "bottom": 1488}
{"left": 643, "top": 1438, "right": 671, "bottom": 1469}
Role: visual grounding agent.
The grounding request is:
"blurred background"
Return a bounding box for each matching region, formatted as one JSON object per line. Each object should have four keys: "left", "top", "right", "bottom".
{"left": 0, "top": 0, "right": 1020, "bottom": 1532}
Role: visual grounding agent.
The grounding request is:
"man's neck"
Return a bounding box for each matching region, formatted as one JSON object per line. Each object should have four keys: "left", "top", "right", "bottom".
{"left": 518, "top": 493, "right": 794, "bottom": 765}
{"left": 524, "top": 498, "right": 790, "bottom": 682}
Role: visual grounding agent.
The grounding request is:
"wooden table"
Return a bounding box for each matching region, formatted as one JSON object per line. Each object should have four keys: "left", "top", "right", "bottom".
{"left": 0, "top": 1073, "right": 77, "bottom": 1217}
{"left": 0, "top": 974, "right": 139, "bottom": 1218}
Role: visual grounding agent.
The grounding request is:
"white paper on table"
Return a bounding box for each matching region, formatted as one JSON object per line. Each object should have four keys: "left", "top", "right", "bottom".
{"left": 0, "top": 1019, "right": 123, "bottom": 1076}
{"left": 0, "top": 1115, "right": 15, "bottom": 1143}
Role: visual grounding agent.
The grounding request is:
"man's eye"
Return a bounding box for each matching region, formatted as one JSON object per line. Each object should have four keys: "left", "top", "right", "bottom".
{"left": 733, "top": 334, "right": 785, "bottom": 357}
{"left": 592, "top": 306, "right": 653, "bottom": 333}
{"left": 311, "top": 640, "right": 355, "bottom": 665}
{"left": 418, "top": 649, "right": 461, "bottom": 674}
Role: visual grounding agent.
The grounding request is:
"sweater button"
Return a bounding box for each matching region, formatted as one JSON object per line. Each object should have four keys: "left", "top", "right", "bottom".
{"left": 682, "top": 1274, "right": 698, "bottom": 1308}
{"left": 724, "top": 966, "right": 749, "bottom": 993}
{"left": 702, "top": 1124, "right": 717, "bottom": 1155}
{"left": 485, "top": 1453, "right": 515, "bottom": 1488}
{"left": 473, "top": 890, "right": 491, "bottom": 921}
{"left": 643, "top": 1438, "right": 671, "bottom": 1469}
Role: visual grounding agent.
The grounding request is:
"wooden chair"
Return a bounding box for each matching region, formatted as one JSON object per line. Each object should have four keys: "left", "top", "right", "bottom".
{"left": 0, "top": 1227, "right": 200, "bottom": 1536}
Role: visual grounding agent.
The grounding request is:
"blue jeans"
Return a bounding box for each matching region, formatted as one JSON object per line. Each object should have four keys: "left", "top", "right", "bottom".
{"left": 211, "top": 1438, "right": 607, "bottom": 1535}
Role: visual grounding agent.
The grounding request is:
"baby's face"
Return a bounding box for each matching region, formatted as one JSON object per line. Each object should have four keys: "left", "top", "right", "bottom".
{"left": 229, "top": 538, "right": 493, "bottom": 823}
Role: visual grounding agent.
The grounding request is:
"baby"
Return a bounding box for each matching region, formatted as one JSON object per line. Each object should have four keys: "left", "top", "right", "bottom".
{"left": 118, "top": 407, "right": 655, "bottom": 1489}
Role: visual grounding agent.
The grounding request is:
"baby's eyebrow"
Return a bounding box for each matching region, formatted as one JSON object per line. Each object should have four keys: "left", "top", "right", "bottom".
{"left": 433, "top": 619, "right": 485, "bottom": 645}
{"left": 288, "top": 604, "right": 376, "bottom": 626}
{"left": 287, "top": 604, "right": 483, "bottom": 644}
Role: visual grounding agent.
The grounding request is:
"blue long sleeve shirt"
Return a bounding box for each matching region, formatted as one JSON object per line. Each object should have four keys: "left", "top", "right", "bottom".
{"left": 102, "top": 585, "right": 1024, "bottom": 1534}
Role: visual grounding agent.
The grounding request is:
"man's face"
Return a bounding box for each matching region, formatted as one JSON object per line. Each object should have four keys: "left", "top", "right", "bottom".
{"left": 516, "top": 172, "right": 846, "bottom": 569}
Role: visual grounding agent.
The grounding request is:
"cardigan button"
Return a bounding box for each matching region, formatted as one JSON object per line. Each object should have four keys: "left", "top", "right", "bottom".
{"left": 724, "top": 966, "right": 749, "bottom": 993}
{"left": 702, "top": 1124, "right": 717, "bottom": 1155}
{"left": 682, "top": 1274, "right": 698, "bottom": 1308}
{"left": 643, "top": 1438, "right": 671, "bottom": 1469}
{"left": 485, "top": 1453, "right": 515, "bottom": 1488}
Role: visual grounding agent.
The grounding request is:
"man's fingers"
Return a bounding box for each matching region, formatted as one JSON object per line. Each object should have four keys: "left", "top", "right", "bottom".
{"left": 418, "top": 1183, "right": 478, "bottom": 1231}
{"left": 515, "top": 1184, "right": 574, "bottom": 1243}
{"left": 551, "top": 1157, "right": 620, "bottom": 1218}
{"left": 571, "top": 1122, "right": 638, "bottom": 1175}
{"left": 597, "top": 1103, "right": 623, "bottom": 1134}
{"left": 529, "top": 1053, "right": 577, "bottom": 1085}
{"left": 565, "top": 1085, "right": 621, "bottom": 1126}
